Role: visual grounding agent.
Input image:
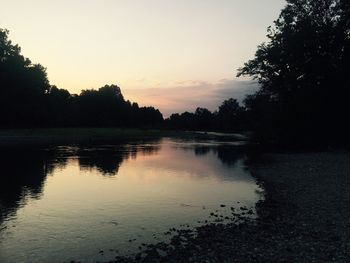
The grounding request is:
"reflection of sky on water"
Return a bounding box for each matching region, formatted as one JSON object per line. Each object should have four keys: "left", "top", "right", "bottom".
{"left": 0, "top": 138, "right": 261, "bottom": 263}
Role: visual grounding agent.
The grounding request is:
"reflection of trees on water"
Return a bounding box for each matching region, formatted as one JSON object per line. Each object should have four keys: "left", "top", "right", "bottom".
{"left": 194, "top": 146, "right": 211, "bottom": 156}
{"left": 0, "top": 139, "right": 244, "bottom": 226}
{"left": 171, "top": 138, "right": 245, "bottom": 167}
{"left": 193, "top": 145, "right": 244, "bottom": 167}
{"left": 215, "top": 146, "right": 242, "bottom": 167}
{"left": 77, "top": 147, "right": 128, "bottom": 176}
{"left": 0, "top": 140, "right": 161, "bottom": 225}
{"left": 0, "top": 148, "right": 50, "bottom": 223}
{"left": 77, "top": 142, "right": 161, "bottom": 176}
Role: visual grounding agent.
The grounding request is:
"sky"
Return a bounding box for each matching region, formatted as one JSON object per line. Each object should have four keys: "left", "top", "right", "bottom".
{"left": 0, "top": 0, "right": 285, "bottom": 116}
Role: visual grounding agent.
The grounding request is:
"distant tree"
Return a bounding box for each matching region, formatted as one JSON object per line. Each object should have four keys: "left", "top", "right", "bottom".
{"left": 165, "top": 99, "right": 245, "bottom": 132}
{"left": 166, "top": 112, "right": 195, "bottom": 130}
{"left": 136, "top": 106, "right": 163, "bottom": 127}
{"left": 75, "top": 84, "right": 163, "bottom": 127}
{"left": 47, "top": 86, "right": 71, "bottom": 125}
{"left": 237, "top": 0, "right": 350, "bottom": 145}
{"left": 194, "top": 107, "right": 213, "bottom": 130}
{"left": 217, "top": 99, "right": 245, "bottom": 131}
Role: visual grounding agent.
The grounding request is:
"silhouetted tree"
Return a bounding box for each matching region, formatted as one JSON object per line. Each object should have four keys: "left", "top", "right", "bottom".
{"left": 217, "top": 99, "right": 245, "bottom": 131}
{"left": 74, "top": 84, "right": 163, "bottom": 127}
{"left": 194, "top": 107, "right": 214, "bottom": 130}
{"left": 165, "top": 99, "right": 246, "bottom": 132}
{"left": 0, "top": 28, "right": 163, "bottom": 128}
{"left": 237, "top": 0, "right": 350, "bottom": 145}
{"left": 166, "top": 112, "right": 195, "bottom": 130}
{"left": 47, "top": 85, "right": 72, "bottom": 125}
{"left": 0, "top": 28, "right": 50, "bottom": 127}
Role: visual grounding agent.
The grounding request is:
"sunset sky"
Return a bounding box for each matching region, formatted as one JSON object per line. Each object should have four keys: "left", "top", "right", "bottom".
{"left": 0, "top": 0, "right": 285, "bottom": 116}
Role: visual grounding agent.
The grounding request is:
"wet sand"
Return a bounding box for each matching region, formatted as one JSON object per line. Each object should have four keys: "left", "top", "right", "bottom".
{"left": 111, "top": 152, "right": 350, "bottom": 262}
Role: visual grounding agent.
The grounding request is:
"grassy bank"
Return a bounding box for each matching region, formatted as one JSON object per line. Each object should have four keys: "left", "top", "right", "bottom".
{"left": 0, "top": 128, "right": 174, "bottom": 146}
{"left": 0, "top": 128, "right": 247, "bottom": 146}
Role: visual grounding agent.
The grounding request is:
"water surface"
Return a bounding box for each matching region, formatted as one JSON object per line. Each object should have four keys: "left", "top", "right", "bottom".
{"left": 0, "top": 138, "right": 261, "bottom": 262}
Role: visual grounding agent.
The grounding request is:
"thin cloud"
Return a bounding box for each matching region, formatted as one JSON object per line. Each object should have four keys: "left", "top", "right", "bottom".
{"left": 123, "top": 79, "right": 259, "bottom": 117}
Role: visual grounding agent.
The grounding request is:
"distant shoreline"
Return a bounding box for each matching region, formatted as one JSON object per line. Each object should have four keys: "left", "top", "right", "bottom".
{"left": 0, "top": 128, "right": 248, "bottom": 146}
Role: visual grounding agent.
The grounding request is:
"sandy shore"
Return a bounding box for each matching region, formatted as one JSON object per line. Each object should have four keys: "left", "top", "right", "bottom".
{"left": 111, "top": 152, "right": 350, "bottom": 262}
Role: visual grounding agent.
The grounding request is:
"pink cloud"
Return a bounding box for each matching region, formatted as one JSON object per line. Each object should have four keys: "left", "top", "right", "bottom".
{"left": 123, "top": 79, "right": 258, "bottom": 117}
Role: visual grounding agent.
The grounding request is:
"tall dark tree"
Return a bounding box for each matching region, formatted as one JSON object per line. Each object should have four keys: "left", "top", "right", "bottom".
{"left": 237, "top": 0, "right": 350, "bottom": 145}
{"left": 0, "top": 29, "right": 50, "bottom": 127}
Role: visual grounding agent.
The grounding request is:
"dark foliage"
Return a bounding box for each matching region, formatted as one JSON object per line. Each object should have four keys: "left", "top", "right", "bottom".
{"left": 237, "top": 0, "right": 350, "bottom": 146}
{"left": 165, "top": 98, "right": 247, "bottom": 132}
{"left": 0, "top": 28, "right": 163, "bottom": 128}
{"left": 0, "top": 29, "right": 50, "bottom": 127}
{"left": 3, "top": 0, "right": 349, "bottom": 142}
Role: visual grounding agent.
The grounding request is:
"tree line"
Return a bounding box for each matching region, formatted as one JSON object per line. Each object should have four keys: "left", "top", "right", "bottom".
{"left": 0, "top": 28, "right": 162, "bottom": 128}
{"left": 164, "top": 98, "right": 246, "bottom": 132}
{"left": 0, "top": 27, "right": 246, "bottom": 132}
{"left": 1, "top": 0, "right": 350, "bottom": 146}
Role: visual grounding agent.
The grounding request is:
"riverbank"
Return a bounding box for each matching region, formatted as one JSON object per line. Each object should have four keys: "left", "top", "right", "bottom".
{"left": 0, "top": 128, "right": 174, "bottom": 146}
{"left": 0, "top": 128, "right": 248, "bottom": 147}
{"left": 0, "top": 128, "right": 246, "bottom": 146}
{"left": 111, "top": 152, "right": 350, "bottom": 262}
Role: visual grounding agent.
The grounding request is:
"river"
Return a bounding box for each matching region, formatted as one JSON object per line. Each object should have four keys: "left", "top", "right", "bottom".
{"left": 0, "top": 137, "right": 261, "bottom": 262}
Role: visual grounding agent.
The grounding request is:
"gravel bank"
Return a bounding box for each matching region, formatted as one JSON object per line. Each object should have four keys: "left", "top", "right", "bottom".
{"left": 109, "top": 152, "right": 350, "bottom": 263}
